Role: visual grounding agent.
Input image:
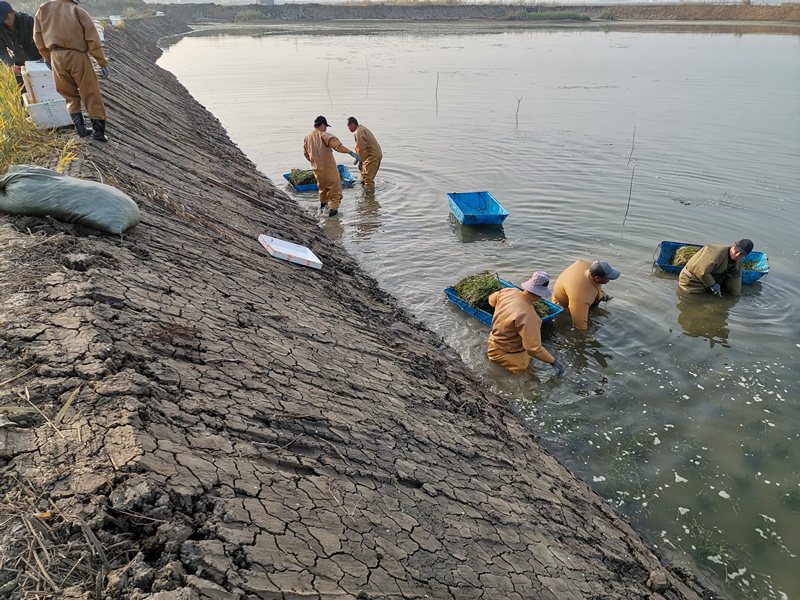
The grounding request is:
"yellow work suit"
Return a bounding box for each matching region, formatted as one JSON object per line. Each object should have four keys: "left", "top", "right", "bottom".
{"left": 678, "top": 245, "right": 742, "bottom": 296}
{"left": 33, "top": 0, "right": 107, "bottom": 120}
{"left": 303, "top": 128, "right": 353, "bottom": 211}
{"left": 552, "top": 259, "right": 603, "bottom": 331}
{"left": 487, "top": 287, "right": 555, "bottom": 373}
{"left": 352, "top": 125, "right": 382, "bottom": 190}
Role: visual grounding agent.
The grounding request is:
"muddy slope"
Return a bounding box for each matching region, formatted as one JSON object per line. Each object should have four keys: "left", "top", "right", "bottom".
{"left": 0, "top": 17, "right": 714, "bottom": 600}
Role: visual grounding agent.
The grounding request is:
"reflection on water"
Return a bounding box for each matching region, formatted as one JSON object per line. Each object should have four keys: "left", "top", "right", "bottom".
{"left": 448, "top": 214, "right": 507, "bottom": 243}
{"left": 353, "top": 189, "right": 382, "bottom": 242}
{"left": 159, "top": 25, "right": 800, "bottom": 600}
{"left": 675, "top": 289, "right": 734, "bottom": 348}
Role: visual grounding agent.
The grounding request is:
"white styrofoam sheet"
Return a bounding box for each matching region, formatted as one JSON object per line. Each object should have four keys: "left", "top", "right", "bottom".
{"left": 258, "top": 234, "right": 322, "bottom": 270}
{"left": 23, "top": 96, "right": 72, "bottom": 129}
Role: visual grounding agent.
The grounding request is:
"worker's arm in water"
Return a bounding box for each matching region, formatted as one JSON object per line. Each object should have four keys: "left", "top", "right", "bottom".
{"left": 516, "top": 312, "right": 555, "bottom": 364}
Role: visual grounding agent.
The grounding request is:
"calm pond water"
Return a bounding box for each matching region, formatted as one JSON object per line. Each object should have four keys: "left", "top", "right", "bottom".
{"left": 158, "top": 23, "right": 800, "bottom": 599}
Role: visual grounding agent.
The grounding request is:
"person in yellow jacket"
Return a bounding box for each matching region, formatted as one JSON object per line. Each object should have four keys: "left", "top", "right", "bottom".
{"left": 487, "top": 271, "right": 564, "bottom": 376}
{"left": 303, "top": 115, "right": 360, "bottom": 217}
{"left": 552, "top": 259, "right": 620, "bottom": 331}
{"left": 678, "top": 239, "right": 752, "bottom": 297}
{"left": 346, "top": 116, "right": 382, "bottom": 190}
{"left": 33, "top": 0, "right": 108, "bottom": 141}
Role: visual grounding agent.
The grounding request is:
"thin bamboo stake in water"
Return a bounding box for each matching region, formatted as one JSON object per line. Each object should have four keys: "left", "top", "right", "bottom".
{"left": 623, "top": 164, "right": 636, "bottom": 226}
{"left": 435, "top": 72, "right": 439, "bottom": 116}
{"left": 515, "top": 96, "right": 522, "bottom": 128}
{"left": 627, "top": 126, "right": 636, "bottom": 166}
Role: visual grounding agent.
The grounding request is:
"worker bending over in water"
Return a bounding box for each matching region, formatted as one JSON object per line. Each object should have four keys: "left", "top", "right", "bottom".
{"left": 678, "top": 238, "right": 752, "bottom": 297}
{"left": 552, "top": 259, "right": 620, "bottom": 331}
{"left": 487, "top": 271, "right": 564, "bottom": 376}
{"left": 303, "top": 115, "right": 360, "bottom": 217}
{"left": 346, "top": 116, "right": 382, "bottom": 190}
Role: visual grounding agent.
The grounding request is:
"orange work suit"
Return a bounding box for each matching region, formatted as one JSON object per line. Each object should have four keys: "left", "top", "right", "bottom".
{"left": 33, "top": 0, "right": 107, "bottom": 120}
{"left": 303, "top": 128, "right": 353, "bottom": 210}
{"left": 487, "top": 287, "right": 555, "bottom": 373}
{"left": 551, "top": 259, "right": 603, "bottom": 331}
{"left": 352, "top": 124, "right": 382, "bottom": 190}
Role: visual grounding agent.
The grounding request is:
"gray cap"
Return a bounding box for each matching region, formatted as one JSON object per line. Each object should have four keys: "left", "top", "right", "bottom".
{"left": 589, "top": 261, "right": 620, "bottom": 280}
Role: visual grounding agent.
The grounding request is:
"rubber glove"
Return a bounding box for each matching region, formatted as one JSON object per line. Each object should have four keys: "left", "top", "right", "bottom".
{"left": 357, "top": 160, "right": 363, "bottom": 171}
{"left": 349, "top": 151, "right": 360, "bottom": 162}
{"left": 551, "top": 360, "right": 564, "bottom": 377}
{"left": 600, "top": 291, "right": 612, "bottom": 302}
{"left": 710, "top": 283, "right": 722, "bottom": 296}
{"left": 100, "top": 66, "right": 109, "bottom": 79}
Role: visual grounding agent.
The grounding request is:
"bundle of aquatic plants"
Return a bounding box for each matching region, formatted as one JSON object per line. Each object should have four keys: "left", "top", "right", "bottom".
{"left": 672, "top": 245, "right": 701, "bottom": 266}
{"left": 288, "top": 169, "right": 317, "bottom": 186}
{"left": 533, "top": 299, "right": 551, "bottom": 319}
{"left": 742, "top": 260, "right": 759, "bottom": 271}
{"left": 454, "top": 271, "right": 502, "bottom": 313}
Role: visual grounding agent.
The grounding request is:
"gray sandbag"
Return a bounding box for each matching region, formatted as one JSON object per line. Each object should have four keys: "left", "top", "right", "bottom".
{"left": 0, "top": 164, "right": 141, "bottom": 234}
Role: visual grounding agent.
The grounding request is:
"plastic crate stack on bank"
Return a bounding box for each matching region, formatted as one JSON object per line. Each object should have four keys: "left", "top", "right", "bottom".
{"left": 21, "top": 61, "right": 72, "bottom": 129}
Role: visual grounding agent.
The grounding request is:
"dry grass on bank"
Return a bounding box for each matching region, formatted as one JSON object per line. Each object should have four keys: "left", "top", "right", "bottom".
{"left": 0, "top": 68, "right": 77, "bottom": 175}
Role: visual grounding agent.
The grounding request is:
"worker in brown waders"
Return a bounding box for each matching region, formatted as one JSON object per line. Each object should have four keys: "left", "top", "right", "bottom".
{"left": 487, "top": 271, "right": 564, "bottom": 376}
{"left": 678, "top": 238, "right": 752, "bottom": 297}
{"left": 346, "top": 116, "right": 382, "bottom": 190}
{"left": 552, "top": 259, "right": 620, "bottom": 331}
{"left": 33, "top": 0, "right": 108, "bottom": 142}
{"left": 303, "top": 115, "right": 360, "bottom": 217}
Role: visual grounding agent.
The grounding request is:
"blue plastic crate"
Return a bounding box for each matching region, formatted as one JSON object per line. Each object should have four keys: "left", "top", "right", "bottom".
{"left": 283, "top": 164, "right": 356, "bottom": 192}
{"left": 445, "top": 278, "right": 562, "bottom": 326}
{"left": 655, "top": 240, "right": 768, "bottom": 284}
{"left": 447, "top": 191, "right": 509, "bottom": 225}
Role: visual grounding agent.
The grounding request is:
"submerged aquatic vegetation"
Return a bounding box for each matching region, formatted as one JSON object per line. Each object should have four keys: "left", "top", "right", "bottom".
{"left": 288, "top": 169, "right": 317, "bottom": 186}
{"left": 454, "top": 270, "right": 502, "bottom": 313}
{"left": 672, "top": 245, "right": 701, "bottom": 266}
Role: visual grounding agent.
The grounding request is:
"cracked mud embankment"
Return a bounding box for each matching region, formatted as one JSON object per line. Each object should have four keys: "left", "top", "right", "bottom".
{"left": 0, "top": 17, "right": 716, "bottom": 600}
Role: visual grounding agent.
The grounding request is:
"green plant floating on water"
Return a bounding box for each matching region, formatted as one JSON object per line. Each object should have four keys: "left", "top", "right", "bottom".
{"left": 672, "top": 245, "right": 701, "bottom": 266}
{"left": 289, "top": 169, "right": 317, "bottom": 186}
{"left": 454, "top": 271, "right": 502, "bottom": 313}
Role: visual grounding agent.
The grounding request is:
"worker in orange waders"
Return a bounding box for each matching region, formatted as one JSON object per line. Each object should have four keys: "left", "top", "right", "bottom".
{"left": 487, "top": 271, "right": 564, "bottom": 376}
{"left": 33, "top": 0, "right": 109, "bottom": 141}
{"left": 303, "top": 115, "right": 360, "bottom": 217}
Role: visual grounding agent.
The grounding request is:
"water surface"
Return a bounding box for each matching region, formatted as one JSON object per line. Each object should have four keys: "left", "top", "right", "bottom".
{"left": 159, "top": 25, "right": 800, "bottom": 599}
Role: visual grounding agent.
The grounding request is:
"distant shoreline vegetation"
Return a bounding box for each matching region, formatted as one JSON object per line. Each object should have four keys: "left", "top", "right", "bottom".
{"left": 507, "top": 9, "right": 591, "bottom": 21}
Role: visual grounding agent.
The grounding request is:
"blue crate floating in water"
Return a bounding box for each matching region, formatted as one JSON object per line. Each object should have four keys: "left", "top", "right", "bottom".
{"left": 447, "top": 191, "right": 509, "bottom": 225}
{"left": 444, "top": 278, "right": 562, "bottom": 326}
{"left": 655, "top": 240, "right": 769, "bottom": 285}
{"left": 283, "top": 165, "right": 356, "bottom": 192}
